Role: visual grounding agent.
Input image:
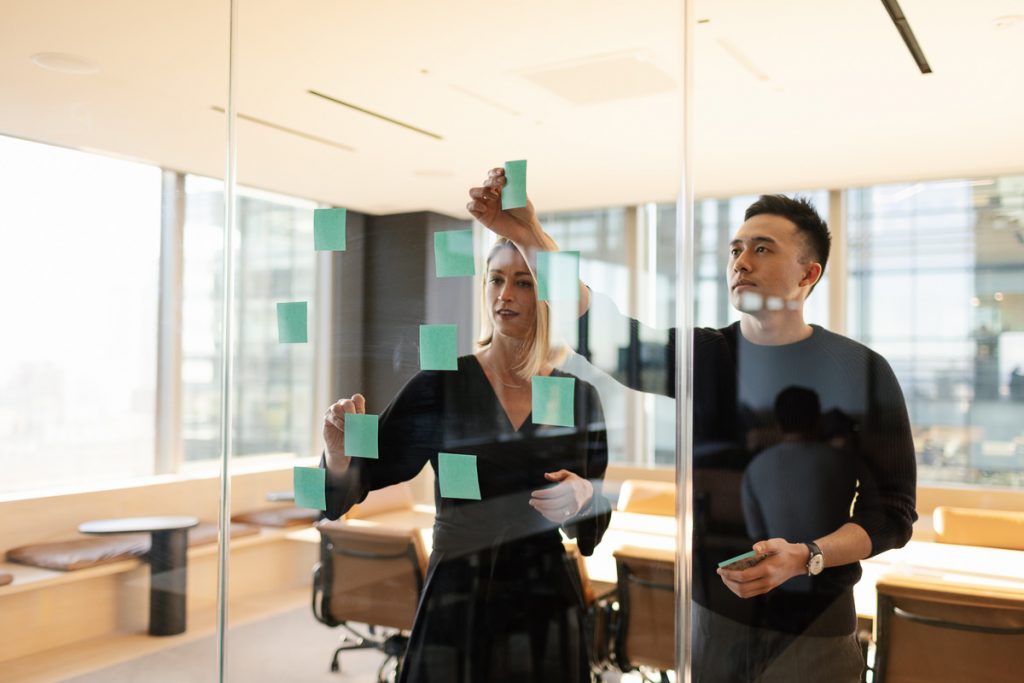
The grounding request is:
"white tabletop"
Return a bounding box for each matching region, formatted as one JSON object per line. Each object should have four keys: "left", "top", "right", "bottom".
{"left": 79, "top": 516, "right": 200, "bottom": 535}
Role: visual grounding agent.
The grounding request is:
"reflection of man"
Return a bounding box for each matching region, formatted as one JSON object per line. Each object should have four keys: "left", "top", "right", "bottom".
{"left": 741, "top": 386, "right": 857, "bottom": 594}
{"left": 468, "top": 170, "right": 917, "bottom": 682}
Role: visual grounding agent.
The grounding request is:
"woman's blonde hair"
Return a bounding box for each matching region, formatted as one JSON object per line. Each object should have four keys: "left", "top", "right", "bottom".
{"left": 476, "top": 239, "right": 566, "bottom": 380}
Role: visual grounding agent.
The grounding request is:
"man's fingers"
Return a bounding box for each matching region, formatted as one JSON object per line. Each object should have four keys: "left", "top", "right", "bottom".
{"left": 544, "top": 469, "right": 571, "bottom": 481}
{"left": 351, "top": 393, "right": 366, "bottom": 414}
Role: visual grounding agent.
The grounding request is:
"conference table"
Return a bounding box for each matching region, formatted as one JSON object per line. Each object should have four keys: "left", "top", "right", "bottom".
{"left": 293, "top": 508, "right": 1024, "bottom": 622}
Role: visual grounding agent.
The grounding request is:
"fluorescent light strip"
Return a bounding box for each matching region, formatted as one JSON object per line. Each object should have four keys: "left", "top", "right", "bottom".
{"left": 211, "top": 106, "right": 356, "bottom": 152}
{"left": 307, "top": 89, "right": 444, "bottom": 141}
{"left": 880, "top": 0, "right": 933, "bottom": 74}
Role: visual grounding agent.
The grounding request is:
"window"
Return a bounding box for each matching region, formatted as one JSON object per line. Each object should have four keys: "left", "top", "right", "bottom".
{"left": 0, "top": 135, "right": 161, "bottom": 493}
{"left": 182, "top": 177, "right": 319, "bottom": 463}
{"left": 849, "top": 177, "right": 1024, "bottom": 488}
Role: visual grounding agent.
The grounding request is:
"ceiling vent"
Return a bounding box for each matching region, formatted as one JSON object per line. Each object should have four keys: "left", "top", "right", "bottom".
{"left": 521, "top": 52, "right": 676, "bottom": 105}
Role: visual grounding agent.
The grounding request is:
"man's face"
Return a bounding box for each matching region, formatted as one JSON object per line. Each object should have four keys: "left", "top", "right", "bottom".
{"left": 727, "top": 214, "right": 822, "bottom": 313}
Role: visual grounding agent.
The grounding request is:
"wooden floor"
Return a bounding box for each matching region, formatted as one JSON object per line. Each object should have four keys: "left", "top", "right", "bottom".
{"left": 0, "top": 587, "right": 316, "bottom": 683}
{"left": 2, "top": 585, "right": 669, "bottom": 683}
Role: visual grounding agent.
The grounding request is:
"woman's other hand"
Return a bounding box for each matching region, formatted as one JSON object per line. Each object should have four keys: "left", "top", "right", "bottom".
{"left": 530, "top": 469, "right": 594, "bottom": 523}
{"left": 323, "top": 393, "right": 366, "bottom": 472}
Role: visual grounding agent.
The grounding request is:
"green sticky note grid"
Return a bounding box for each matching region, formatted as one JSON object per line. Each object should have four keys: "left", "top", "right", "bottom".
{"left": 532, "top": 375, "right": 575, "bottom": 427}
{"left": 434, "top": 229, "right": 476, "bottom": 278}
{"left": 314, "top": 208, "right": 347, "bottom": 251}
{"left": 293, "top": 466, "right": 326, "bottom": 510}
{"left": 502, "top": 159, "right": 527, "bottom": 210}
{"left": 420, "top": 324, "right": 458, "bottom": 371}
{"left": 536, "top": 250, "right": 580, "bottom": 302}
{"left": 438, "top": 452, "right": 481, "bottom": 500}
{"left": 344, "top": 413, "right": 379, "bottom": 459}
{"left": 277, "top": 301, "right": 308, "bottom": 343}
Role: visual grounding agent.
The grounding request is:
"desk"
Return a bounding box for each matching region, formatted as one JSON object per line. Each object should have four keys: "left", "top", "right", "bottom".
{"left": 79, "top": 515, "right": 199, "bottom": 636}
{"left": 857, "top": 540, "right": 1024, "bottom": 620}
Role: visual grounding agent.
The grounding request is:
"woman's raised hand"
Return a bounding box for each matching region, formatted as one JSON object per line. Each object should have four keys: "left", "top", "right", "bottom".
{"left": 323, "top": 393, "right": 366, "bottom": 467}
{"left": 466, "top": 168, "right": 546, "bottom": 249}
{"left": 530, "top": 470, "right": 594, "bottom": 524}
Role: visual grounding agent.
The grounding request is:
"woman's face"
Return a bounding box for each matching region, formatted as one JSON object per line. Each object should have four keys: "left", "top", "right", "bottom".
{"left": 485, "top": 246, "right": 537, "bottom": 339}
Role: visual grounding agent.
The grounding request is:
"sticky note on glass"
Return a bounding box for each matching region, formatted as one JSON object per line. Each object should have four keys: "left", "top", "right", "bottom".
{"left": 293, "top": 466, "right": 326, "bottom": 510}
{"left": 532, "top": 375, "right": 575, "bottom": 427}
{"left": 438, "top": 452, "right": 481, "bottom": 500}
{"left": 277, "top": 302, "right": 308, "bottom": 343}
{"left": 420, "top": 324, "right": 458, "bottom": 371}
{"left": 344, "top": 413, "right": 379, "bottom": 459}
{"left": 502, "top": 159, "right": 527, "bottom": 210}
{"left": 314, "top": 208, "right": 347, "bottom": 251}
{"left": 434, "top": 229, "right": 476, "bottom": 277}
{"left": 536, "top": 250, "right": 580, "bottom": 302}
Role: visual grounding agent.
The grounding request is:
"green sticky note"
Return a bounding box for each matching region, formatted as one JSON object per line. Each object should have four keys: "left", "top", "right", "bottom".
{"left": 438, "top": 452, "right": 481, "bottom": 500}
{"left": 536, "top": 250, "right": 580, "bottom": 302}
{"left": 293, "top": 466, "right": 326, "bottom": 510}
{"left": 420, "top": 324, "right": 458, "bottom": 371}
{"left": 532, "top": 375, "right": 575, "bottom": 427}
{"left": 314, "top": 208, "right": 347, "bottom": 251}
{"left": 434, "top": 229, "right": 476, "bottom": 278}
{"left": 277, "top": 301, "right": 308, "bottom": 343}
{"left": 502, "top": 159, "right": 527, "bottom": 210}
{"left": 344, "top": 413, "right": 379, "bottom": 459}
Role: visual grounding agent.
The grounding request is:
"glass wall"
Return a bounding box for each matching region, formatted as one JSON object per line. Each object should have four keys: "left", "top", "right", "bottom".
{"left": 6, "top": 2, "right": 1023, "bottom": 682}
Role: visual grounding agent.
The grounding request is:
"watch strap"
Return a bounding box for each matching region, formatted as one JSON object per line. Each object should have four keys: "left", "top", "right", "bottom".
{"left": 804, "top": 541, "right": 823, "bottom": 575}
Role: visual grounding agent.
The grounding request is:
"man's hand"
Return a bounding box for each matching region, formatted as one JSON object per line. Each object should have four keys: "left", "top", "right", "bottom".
{"left": 322, "top": 393, "right": 365, "bottom": 473}
{"left": 529, "top": 470, "right": 593, "bottom": 524}
{"left": 466, "top": 168, "right": 551, "bottom": 250}
{"left": 717, "top": 538, "right": 809, "bottom": 599}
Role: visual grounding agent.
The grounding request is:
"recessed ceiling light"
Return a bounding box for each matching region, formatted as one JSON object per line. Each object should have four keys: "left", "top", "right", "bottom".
{"left": 30, "top": 52, "right": 99, "bottom": 75}
{"left": 993, "top": 15, "right": 1023, "bottom": 29}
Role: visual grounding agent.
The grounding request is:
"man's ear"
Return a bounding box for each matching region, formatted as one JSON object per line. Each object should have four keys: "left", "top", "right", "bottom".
{"left": 801, "top": 263, "right": 823, "bottom": 288}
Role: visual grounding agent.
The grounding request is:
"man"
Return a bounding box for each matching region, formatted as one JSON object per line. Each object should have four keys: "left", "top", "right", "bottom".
{"left": 467, "top": 169, "right": 917, "bottom": 681}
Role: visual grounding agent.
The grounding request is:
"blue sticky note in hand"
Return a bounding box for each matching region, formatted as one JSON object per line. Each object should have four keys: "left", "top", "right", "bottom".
{"left": 502, "top": 159, "right": 527, "bottom": 210}
{"left": 277, "top": 302, "right": 308, "bottom": 343}
{"left": 434, "top": 229, "right": 476, "bottom": 277}
{"left": 438, "top": 452, "right": 481, "bottom": 500}
{"left": 536, "top": 251, "right": 580, "bottom": 302}
{"left": 344, "top": 413, "right": 379, "bottom": 459}
{"left": 532, "top": 375, "right": 575, "bottom": 427}
{"left": 420, "top": 324, "right": 458, "bottom": 371}
{"left": 293, "top": 466, "right": 326, "bottom": 510}
{"left": 314, "top": 208, "right": 347, "bottom": 251}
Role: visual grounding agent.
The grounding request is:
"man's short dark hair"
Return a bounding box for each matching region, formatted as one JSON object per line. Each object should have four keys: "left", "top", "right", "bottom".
{"left": 745, "top": 194, "right": 830, "bottom": 293}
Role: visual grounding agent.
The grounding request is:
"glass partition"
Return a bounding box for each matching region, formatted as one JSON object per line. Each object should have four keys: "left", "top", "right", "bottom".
{"left": 228, "top": 1, "right": 687, "bottom": 682}
{"left": 0, "top": 1, "right": 229, "bottom": 680}
{"left": 688, "top": 3, "right": 1024, "bottom": 682}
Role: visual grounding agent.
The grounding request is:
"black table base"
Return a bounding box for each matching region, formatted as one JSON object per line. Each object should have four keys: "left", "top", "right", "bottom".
{"left": 148, "top": 528, "right": 190, "bottom": 636}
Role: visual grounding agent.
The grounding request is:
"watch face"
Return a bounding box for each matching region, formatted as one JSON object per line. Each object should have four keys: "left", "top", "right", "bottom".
{"left": 808, "top": 554, "right": 825, "bottom": 575}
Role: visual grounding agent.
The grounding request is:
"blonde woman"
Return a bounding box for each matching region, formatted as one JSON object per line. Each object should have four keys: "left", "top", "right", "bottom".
{"left": 321, "top": 239, "right": 610, "bottom": 682}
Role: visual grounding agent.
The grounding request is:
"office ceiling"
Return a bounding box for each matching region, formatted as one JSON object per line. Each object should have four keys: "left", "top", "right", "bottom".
{"left": 1, "top": 0, "right": 1022, "bottom": 215}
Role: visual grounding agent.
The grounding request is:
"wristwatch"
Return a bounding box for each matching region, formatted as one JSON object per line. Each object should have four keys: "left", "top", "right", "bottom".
{"left": 804, "top": 541, "right": 824, "bottom": 576}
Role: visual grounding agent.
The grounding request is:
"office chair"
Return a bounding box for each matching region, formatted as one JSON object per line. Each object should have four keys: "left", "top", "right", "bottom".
{"left": 873, "top": 573, "right": 1024, "bottom": 683}
{"left": 612, "top": 545, "right": 676, "bottom": 683}
{"left": 312, "top": 520, "right": 428, "bottom": 682}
